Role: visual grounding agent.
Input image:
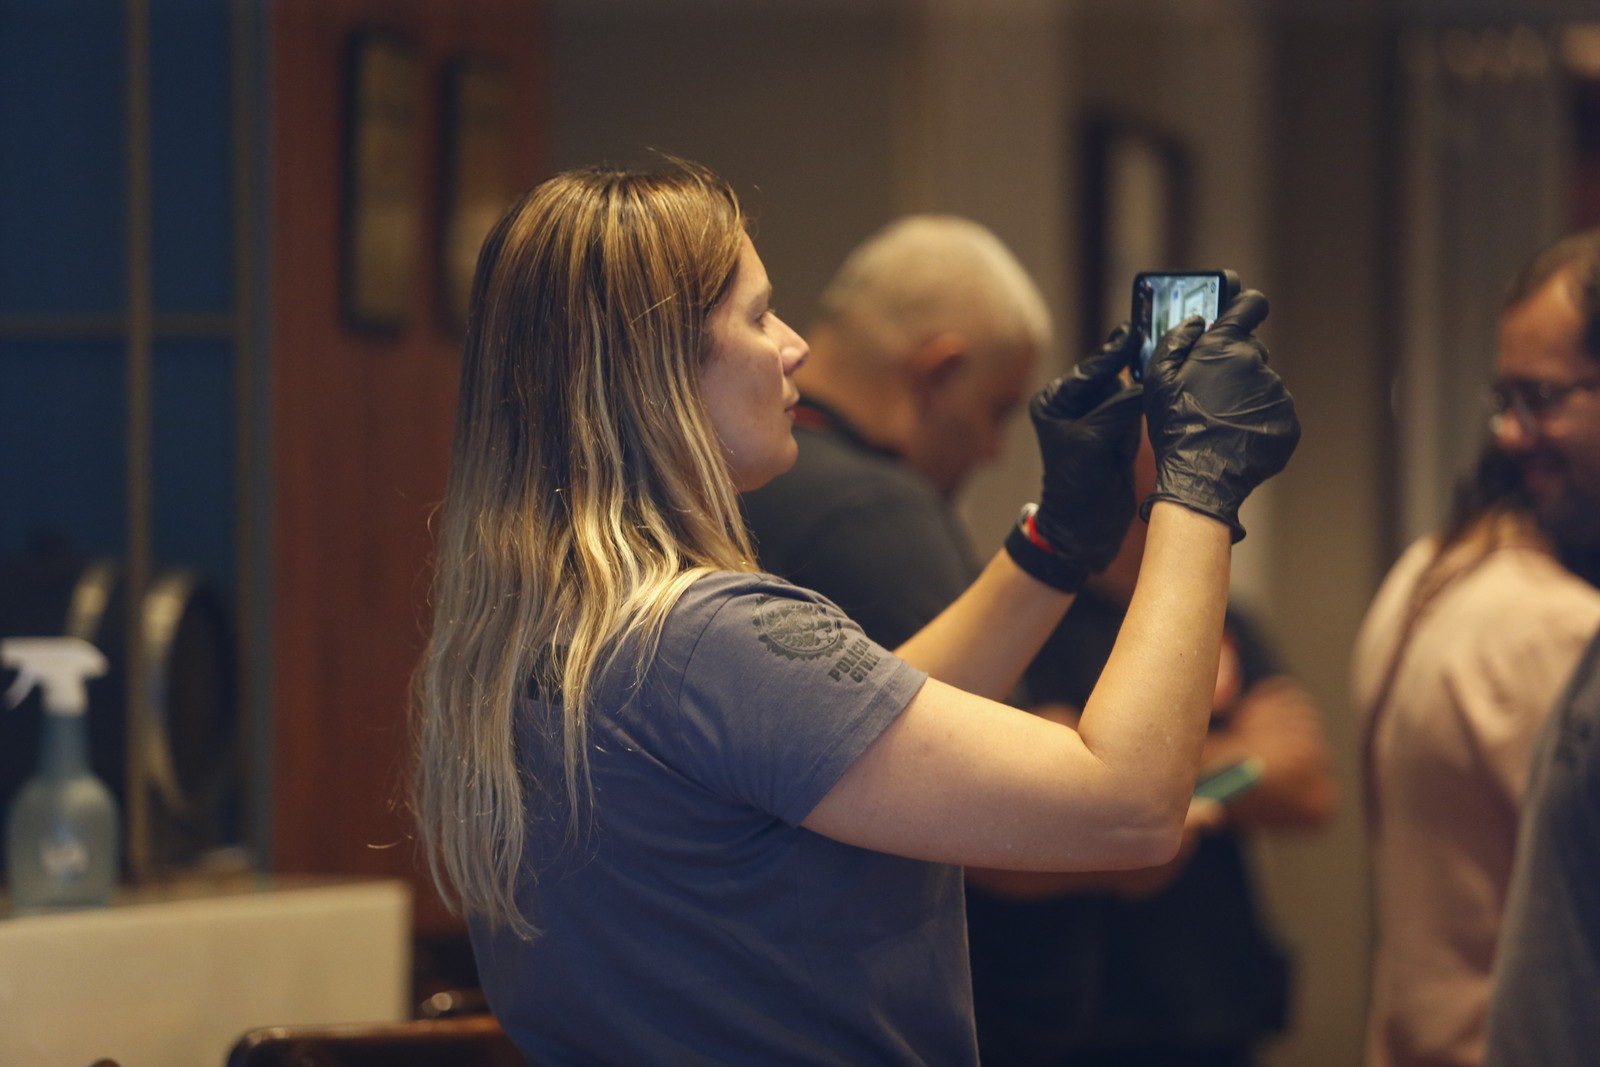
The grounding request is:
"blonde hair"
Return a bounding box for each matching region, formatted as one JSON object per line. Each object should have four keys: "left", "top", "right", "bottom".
{"left": 413, "top": 163, "right": 756, "bottom": 937}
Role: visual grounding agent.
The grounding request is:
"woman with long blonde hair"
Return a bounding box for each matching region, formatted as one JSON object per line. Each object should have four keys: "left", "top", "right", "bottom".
{"left": 414, "top": 161, "right": 1298, "bottom": 1065}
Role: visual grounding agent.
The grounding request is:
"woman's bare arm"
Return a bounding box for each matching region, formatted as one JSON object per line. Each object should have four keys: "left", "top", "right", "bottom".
{"left": 888, "top": 550, "right": 1074, "bottom": 701}
{"left": 803, "top": 503, "right": 1229, "bottom": 872}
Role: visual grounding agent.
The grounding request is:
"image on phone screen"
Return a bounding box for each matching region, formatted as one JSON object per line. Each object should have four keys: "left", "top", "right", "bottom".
{"left": 1133, "top": 272, "right": 1225, "bottom": 379}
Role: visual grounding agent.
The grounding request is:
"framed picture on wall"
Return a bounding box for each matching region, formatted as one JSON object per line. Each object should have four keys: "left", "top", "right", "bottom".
{"left": 1078, "top": 114, "right": 1194, "bottom": 354}
{"left": 342, "top": 31, "right": 423, "bottom": 333}
{"left": 439, "top": 57, "right": 515, "bottom": 336}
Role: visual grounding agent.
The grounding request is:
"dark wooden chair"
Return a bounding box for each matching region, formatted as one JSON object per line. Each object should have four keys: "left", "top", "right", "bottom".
{"left": 225, "top": 1014, "right": 525, "bottom": 1067}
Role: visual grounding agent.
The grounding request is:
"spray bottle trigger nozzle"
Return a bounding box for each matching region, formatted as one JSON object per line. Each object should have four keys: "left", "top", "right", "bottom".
{"left": 4, "top": 665, "right": 39, "bottom": 710}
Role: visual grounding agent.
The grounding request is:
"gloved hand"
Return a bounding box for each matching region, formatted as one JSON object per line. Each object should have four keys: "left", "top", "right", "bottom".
{"left": 1140, "top": 290, "right": 1299, "bottom": 541}
{"left": 1006, "top": 325, "right": 1144, "bottom": 592}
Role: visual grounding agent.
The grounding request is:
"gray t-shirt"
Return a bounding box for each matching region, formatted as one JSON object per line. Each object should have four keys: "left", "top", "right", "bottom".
{"left": 1485, "top": 627, "right": 1600, "bottom": 1066}
{"left": 472, "top": 571, "right": 977, "bottom": 1066}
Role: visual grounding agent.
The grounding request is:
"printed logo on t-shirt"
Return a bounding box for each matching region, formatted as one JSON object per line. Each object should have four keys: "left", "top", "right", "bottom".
{"left": 826, "top": 637, "right": 881, "bottom": 683}
{"left": 752, "top": 595, "right": 847, "bottom": 661}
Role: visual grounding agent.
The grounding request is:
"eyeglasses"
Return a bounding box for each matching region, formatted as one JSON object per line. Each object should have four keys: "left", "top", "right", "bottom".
{"left": 1486, "top": 377, "right": 1600, "bottom": 432}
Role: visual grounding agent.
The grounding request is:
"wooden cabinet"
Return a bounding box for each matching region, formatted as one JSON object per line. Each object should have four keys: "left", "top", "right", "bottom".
{"left": 269, "top": 0, "right": 545, "bottom": 935}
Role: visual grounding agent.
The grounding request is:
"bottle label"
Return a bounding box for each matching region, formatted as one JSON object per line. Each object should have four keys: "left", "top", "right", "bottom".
{"left": 40, "top": 832, "right": 90, "bottom": 882}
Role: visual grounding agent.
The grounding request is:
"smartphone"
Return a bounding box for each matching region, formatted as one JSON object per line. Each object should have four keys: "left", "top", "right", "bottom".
{"left": 1130, "top": 270, "right": 1240, "bottom": 381}
{"left": 1193, "top": 756, "right": 1264, "bottom": 806}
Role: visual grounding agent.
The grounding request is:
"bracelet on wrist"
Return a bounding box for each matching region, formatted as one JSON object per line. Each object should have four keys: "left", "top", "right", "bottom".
{"left": 1004, "top": 503, "right": 1089, "bottom": 593}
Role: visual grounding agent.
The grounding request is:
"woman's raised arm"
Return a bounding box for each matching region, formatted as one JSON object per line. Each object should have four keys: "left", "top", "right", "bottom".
{"left": 804, "top": 290, "right": 1299, "bottom": 873}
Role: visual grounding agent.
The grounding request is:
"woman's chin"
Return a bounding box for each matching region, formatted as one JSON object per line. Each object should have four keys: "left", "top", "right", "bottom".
{"left": 735, "top": 446, "right": 798, "bottom": 493}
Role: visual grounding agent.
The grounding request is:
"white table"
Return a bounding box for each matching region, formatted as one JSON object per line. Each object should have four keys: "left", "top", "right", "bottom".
{"left": 0, "top": 876, "right": 411, "bottom": 1067}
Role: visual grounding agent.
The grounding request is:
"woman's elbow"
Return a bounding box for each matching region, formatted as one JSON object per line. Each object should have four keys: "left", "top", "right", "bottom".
{"left": 1125, "top": 826, "right": 1184, "bottom": 869}
{"left": 1097, "top": 794, "right": 1188, "bottom": 869}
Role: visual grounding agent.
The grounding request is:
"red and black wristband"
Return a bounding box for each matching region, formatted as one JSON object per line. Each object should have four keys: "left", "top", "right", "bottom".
{"left": 1003, "top": 503, "right": 1090, "bottom": 593}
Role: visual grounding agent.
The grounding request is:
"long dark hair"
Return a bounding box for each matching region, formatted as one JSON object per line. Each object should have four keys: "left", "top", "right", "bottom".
{"left": 1436, "top": 444, "right": 1529, "bottom": 552}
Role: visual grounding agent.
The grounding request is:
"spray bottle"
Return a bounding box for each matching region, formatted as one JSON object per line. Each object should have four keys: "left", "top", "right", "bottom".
{"left": 3, "top": 636, "right": 118, "bottom": 913}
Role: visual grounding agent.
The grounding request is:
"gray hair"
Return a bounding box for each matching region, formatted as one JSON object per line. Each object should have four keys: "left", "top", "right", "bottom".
{"left": 814, "top": 215, "right": 1052, "bottom": 366}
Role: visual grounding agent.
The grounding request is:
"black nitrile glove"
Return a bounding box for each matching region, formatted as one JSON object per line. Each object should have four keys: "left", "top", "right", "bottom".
{"left": 1006, "top": 325, "right": 1144, "bottom": 592}
{"left": 1140, "top": 290, "right": 1300, "bottom": 541}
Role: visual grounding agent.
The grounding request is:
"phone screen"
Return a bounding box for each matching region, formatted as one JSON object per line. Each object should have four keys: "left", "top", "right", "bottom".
{"left": 1132, "top": 272, "right": 1227, "bottom": 380}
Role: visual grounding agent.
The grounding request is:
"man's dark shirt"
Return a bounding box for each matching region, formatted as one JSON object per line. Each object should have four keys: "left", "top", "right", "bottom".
{"left": 741, "top": 400, "right": 980, "bottom": 650}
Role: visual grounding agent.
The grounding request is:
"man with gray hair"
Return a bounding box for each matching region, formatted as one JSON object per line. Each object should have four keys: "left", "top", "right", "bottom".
{"left": 741, "top": 214, "right": 1051, "bottom": 647}
{"left": 745, "top": 216, "right": 1327, "bottom": 1066}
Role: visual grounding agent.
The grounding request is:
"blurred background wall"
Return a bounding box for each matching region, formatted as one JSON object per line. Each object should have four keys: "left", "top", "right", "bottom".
{"left": 4, "top": 0, "right": 1600, "bottom": 1063}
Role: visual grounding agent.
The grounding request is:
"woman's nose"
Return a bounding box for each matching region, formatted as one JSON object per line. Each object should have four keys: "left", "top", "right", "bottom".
{"left": 779, "top": 316, "right": 809, "bottom": 373}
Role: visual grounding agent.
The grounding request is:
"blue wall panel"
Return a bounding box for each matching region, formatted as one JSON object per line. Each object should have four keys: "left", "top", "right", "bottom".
{"left": 0, "top": 340, "right": 128, "bottom": 557}
{"left": 152, "top": 338, "right": 235, "bottom": 590}
{"left": 0, "top": 0, "right": 240, "bottom": 598}
{"left": 0, "top": 0, "right": 127, "bottom": 314}
{"left": 152, "top": 0, "right": 234, "bottom": 314}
